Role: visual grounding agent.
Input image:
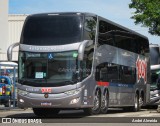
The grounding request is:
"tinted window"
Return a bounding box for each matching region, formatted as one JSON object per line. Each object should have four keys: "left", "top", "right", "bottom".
{"left": 84, "top": 16, "right": 97, "bottom": 41}
{"left": 95, "top": 63, "right": 120, "bottom": 83}
{"left": 18, "top": 51, "right": 79, "bottom": 87}
{"left": 98, "top": 20, "right": 115, "bottom": 46}
{"left": 21, "top": 15, "right": 83, "bottom": 45}
{"left": 98, "top": 20, "right": 149, "bottom": 56}
{"left": 80, "top": 44, "right": 94, "bottom": 79}
{"left": 95, "top": 62, "right": 136, "bottom": 84}
{"left": 134, "top": 36, "right": 149, "bottom": 56}
{"left": 150, "top": 46, "right": 160, "bottom": 65}
{"left": 121, "top": 66, "right": 136, "bottom": 84}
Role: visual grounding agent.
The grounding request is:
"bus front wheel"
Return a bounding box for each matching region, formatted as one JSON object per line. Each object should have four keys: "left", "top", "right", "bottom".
{"left": 83, "top": 89, "right": 101, "bottom": 115}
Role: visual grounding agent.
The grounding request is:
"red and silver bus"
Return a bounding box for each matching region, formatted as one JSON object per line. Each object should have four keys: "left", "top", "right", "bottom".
{"left": 8, "top": 12, "right": 150, "bottom": 116}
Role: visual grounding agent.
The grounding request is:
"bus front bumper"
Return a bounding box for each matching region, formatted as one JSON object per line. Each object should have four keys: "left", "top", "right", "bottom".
{"left": 17, "top": 91, "right": 88, "bottom": 109}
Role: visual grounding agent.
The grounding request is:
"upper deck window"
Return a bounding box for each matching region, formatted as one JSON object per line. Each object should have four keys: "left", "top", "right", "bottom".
{"left": 21, "top": 15, "right": 83, "bottom": 45}
{"left": 150, "top": 46, "right": 160, "bottom": 65}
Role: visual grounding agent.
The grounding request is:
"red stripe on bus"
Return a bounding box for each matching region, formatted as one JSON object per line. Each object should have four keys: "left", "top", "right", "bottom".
{"left": 97, "top": 81, "right": 109, "bottom": 86}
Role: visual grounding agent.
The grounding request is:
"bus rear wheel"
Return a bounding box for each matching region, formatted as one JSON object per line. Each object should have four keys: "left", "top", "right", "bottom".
{"left": 33, "top": 108, "right": 60, "bottom": 117}
{"left": 131, "top": 93, "right": 140, "bottom": 112}
{"left": 139, "top": 94, "right": 144, "bottom": 109}
{"left": 123, "top": 93, "right": 140, "bottom": 112}
{"left": 100, "top": 91, "right": 109, "bottom": 114}
{"left": 83, "top": 89, "right": 101, "bottom": 115}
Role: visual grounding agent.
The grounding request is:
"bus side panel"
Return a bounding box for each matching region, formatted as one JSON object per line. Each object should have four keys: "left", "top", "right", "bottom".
{"left": 108, "top": 84, "right": 134, "bottom": 107}
{"left": 95, "top": 44, "right": 149, "bottom": 107}
{"left": 77, "top": 76, "right": 97, "bottom": 107}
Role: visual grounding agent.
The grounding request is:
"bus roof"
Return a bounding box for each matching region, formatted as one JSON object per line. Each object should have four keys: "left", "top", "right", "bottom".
{"left": 29, "top": 12, "right": 97, "bottom": 17}
{"left": 150, "top": 44, "right": 160, "bottom": 48}
{"left": 0, "top": 62, "right": 18, "bottom": 66}
{"left": 27, "top": 12, "right": 148, "bottom": 41}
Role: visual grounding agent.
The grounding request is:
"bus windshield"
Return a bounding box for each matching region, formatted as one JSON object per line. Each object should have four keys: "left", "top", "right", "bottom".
{"left": 21, "top": 15, "right": 83, "bottom": 45}
{"left": 150, "top": 46, "right": 159, "bottom": 65}
{"left": 18, "top": 51, "right": 79, "bottom": 87}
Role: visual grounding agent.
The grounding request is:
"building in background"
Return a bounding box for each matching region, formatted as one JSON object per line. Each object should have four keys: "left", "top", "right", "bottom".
{"left": 0, "top": 0, "right": 8, "bottom": 60}
{"left": 0, "top": 0, "right": 28, "bottom": 61}
{"left": 8, "top": 14, "right": 28, "bottom": 61}
{"left": 0, "top": 14, "right": 27, "bottom": 61}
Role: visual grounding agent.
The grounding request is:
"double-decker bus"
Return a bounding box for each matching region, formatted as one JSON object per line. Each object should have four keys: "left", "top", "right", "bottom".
{"left": 149, "top": 44, "right": 160, "bottom": 104}
{"left": 8, "top": 12, "right": 150, "bottom": 116}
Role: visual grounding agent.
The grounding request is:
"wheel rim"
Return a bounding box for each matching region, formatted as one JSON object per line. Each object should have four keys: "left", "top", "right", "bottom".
{"left": 139, "top": 96, "right": 143, "bottom": 107}
{"left": 101, "top": 92, "right": 108, "bottom": 110}
{"left": 134, "top": 95, "right": 139, "bottom": 111}
{"left": 93, "top": 90, "right": 100, "bottom": 111}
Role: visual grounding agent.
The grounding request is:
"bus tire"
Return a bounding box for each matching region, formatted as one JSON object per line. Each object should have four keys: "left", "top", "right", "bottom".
{"left": 131, "top": 93, "right": 140, "bottom": 112}
{"left": 5, "top": 96, "right": 11, "bottom": 108}
{"left": 139, "top": 93, "right": 144, "bottom": 109}
{"left": 33, "top": 108, "right": 60, "bottom": 117}
{"left": 100, "top": 90, "right": 109, "bottom": 114}
{"left": 83, "top": 89, "right": 101, "bottom": 115}
{"left": 92, "top": 89, "right": 101, "bottom": 114}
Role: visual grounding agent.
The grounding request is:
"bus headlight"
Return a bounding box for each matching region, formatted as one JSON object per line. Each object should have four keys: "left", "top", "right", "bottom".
{"left": 64, "top": 86, "right": 84, "bottom": 95}
{"left": 70, "top": 97, "right": 80, "bottom": 104}
{"left": 19, "top": 99, "right": 24, "bottom": 103}
{"left": 17, "top": 89, "right": 28, "bottom": 96}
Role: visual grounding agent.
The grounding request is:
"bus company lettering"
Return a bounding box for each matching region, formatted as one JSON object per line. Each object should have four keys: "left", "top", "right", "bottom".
{"left": 29, "top": 46, "right": 66, "bottom": 52}
{"left": 136, "top": 56, "right": 147, "bottom": 83}
{"left": 41, "top": 88, "right": 52, "bottom": 93}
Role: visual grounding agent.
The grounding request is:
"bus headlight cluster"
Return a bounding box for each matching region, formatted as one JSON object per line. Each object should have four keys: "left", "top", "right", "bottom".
{"left": 17, "top": 89, "right": 28, "bottom": 96}
{"left": 64, "top": 86, "right": 84, "bottom": 95}
{"left": 64, "top": 89, "right": 81, "bottom": 95}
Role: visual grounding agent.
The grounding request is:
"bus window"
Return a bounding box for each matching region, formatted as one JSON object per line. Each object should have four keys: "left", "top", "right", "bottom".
{"left": 84, "top": 16, "right": 97, "bottom": 41}
{"left": 95, "top": 63, "right": 120, "bottom": 83}
{"left": 121, "top": 66, "right": 136, "bottom": 84}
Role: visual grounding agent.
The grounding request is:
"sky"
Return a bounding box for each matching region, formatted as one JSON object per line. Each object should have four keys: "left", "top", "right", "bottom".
{"left": 9, "top": 0, "right": 160, "bottom": 45}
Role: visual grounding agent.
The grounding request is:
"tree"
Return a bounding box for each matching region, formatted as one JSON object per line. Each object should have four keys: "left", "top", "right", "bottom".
{"left": 129, "top": 0, "right": 160, "bottom": 36}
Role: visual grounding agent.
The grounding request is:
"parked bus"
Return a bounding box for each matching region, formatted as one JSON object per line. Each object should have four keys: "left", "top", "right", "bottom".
{"left": 0, "top": 62, "right": 18, "bottom": 107}
{"left": 0, "top": 62, "right": 18, "bottom": 77}
{"left": 149, "top": 44, "right": 160, "bottom": 104}
{"left": 8, "top": 12, "right": 150, "bottom": 116}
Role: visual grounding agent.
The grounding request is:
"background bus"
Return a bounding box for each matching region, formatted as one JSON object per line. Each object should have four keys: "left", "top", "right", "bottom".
{"left": 0, "top": 61, "right": 18, "bottom": 107}
{"left": 149, "top": 44, "right": 160, "bottom": 105}
{"left": 0, "top": 62, "right": 18, "bottom": 78}
{"left": 8, "top": 12, "right": 150, "bottom": 116}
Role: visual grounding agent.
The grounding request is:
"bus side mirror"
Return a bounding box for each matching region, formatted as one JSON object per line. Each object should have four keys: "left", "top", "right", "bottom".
{"left": 7, "top": 42, "right": 19, "bottom": 61}
{"left": 78, "top": 40, "right": 93, "bottom": 60}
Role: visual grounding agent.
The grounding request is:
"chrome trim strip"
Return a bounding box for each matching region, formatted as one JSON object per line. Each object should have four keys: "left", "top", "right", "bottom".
{"left": 19, "top": 41, "right": 87, "bottom": 52}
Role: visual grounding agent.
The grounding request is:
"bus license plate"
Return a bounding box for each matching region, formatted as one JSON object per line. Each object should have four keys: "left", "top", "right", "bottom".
{"left": 41, "top": 102, "right": 52, "bottom": 106}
